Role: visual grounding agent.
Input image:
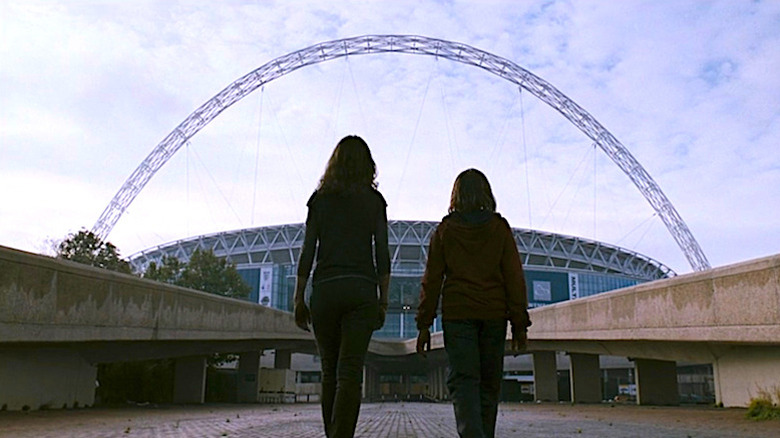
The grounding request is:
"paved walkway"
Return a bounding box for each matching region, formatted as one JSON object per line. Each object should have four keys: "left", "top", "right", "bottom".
{"left": 0, "top": 402, "right": 777, "bottom": 437}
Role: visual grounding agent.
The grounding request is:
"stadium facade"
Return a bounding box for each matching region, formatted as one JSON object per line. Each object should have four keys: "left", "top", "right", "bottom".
{"left": 129, "top": 220, "right": 684, "bottom": 402}
{"left": 129, "top": 220, "right": 673, "bottom": 339}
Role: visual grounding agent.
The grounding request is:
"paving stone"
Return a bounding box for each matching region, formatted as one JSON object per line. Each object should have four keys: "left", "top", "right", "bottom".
{"left": 0, "top": 402, "right": 776, "bottom": 437}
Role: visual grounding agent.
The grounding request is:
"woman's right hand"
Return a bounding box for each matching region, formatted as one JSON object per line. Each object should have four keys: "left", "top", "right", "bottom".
{"left": 416, "top": 327, "right": 431, "bottom": 357}
{"left": 294, "top": 302, "right": 311, "bottom": 332}
{"left": 511, "top": 325, "right": 528, "bottom": 352}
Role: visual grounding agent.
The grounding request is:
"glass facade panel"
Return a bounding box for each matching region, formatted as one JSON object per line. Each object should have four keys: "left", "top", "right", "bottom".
{"left": 239, "top": 269, "right": 261, "bottom": 304}
{"left": 402, "top": 312, "right": 417, "bottom": 339}
{"left": 375, "top": 312, "right": 402, "bottom": 338}
{"left": 578, "top": 273, "right": 640, "bottom": 298}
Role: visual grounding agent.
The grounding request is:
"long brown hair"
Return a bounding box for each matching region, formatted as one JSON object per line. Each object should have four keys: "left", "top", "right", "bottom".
{"left": 449, "top": 168, "right": 497, "bottom": 213}
{"left": 318, "top": 135, "right": 378, "bottom": 194}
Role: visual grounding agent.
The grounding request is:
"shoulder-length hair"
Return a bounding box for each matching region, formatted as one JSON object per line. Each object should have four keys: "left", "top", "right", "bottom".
{"left": 449, "top": 168, "right": 497, "bottom": 213}
{"left": 318, "top": 135, "right": 378, "bottom": 194}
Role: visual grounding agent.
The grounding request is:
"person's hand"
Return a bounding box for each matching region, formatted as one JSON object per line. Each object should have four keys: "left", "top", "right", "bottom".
{"left": 510, "top": 325, "right": 528, "bottom": 353}
{"left": 294, "top": 301, "right": 311, "bottom": 332}
{"left": 416, "top": 327, "right": 431, "bottom": 357}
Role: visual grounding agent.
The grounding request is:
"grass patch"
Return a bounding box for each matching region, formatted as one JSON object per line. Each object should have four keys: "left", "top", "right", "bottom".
{"left": 746, "top": 386, "right": 780, "bottom": 421}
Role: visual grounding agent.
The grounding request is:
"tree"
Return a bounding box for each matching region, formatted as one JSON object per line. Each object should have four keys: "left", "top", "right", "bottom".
{"left": 143, "top": 255, "right": 186, "bottom": 284}
{"left": 180, "top": 249, "right": 250, "bottom": 299}
{"left": 57, "top": 229, "right": 132, "bottom": 274}
{"left": 144, "top": 249, "right": 250, "bottom": 300}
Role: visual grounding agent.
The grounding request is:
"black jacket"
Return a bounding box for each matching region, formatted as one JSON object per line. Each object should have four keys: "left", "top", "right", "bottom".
{"left": 297, "top": 188, "right": 391, "bottom": 284}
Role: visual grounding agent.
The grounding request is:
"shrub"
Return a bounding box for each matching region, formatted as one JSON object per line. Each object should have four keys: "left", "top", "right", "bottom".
{"left": 746, "top": 387, "right": 780, "bottom": 421}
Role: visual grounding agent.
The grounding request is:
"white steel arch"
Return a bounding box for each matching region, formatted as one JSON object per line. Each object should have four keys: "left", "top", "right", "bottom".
{"left": 93, "top": 35, "right": 710, "bottom": 271}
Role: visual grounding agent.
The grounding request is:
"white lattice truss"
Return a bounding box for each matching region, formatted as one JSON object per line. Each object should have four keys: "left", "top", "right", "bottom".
{"left": 129, "top": 220, "right": 673, "bottom": 281}
{"left": 95, "top": 35, "right": 709, "bottom": 271}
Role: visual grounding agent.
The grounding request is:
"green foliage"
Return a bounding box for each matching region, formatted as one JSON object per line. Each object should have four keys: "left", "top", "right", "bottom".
{"left": 178, "top": 249, "right": 250, "bottom": 299}
{"left": 746, "top": 386, "right": 780, "bottom": 421}
{"left": 143, "top": 255, "right": 186, "bottom": 284}
{"left": 144, "top": 249, "right": 249, "bottom": 299}
{"left": 57, "top": 229, "right": 132, "bottom": 274}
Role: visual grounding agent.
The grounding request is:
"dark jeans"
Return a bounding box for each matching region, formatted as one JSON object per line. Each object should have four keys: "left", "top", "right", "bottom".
{"left": 443, "top": 319, "right": 507, "bottom": 438}
{"left": 310, "top": 278, "right": 379, "bottom": 438}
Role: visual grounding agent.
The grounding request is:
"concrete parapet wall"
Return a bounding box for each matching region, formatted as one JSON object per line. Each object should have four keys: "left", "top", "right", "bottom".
{"left": 528, "top": 253, "right": 780, "bottom": 350}
{"left": 0, "top": 245, "right": 317, "bottom": 411}
{"left": 527, "top": 253, "right": 780, "bottom": 407}
{"left": 0, "top": 246, "right": 312, "bottom": 351}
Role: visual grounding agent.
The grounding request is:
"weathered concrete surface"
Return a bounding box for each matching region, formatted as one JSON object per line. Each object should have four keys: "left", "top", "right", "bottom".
{"left": 528, "top": 253, "right": 780, "bottom": 348}
{"left": 635, "top": 359, "right": 679, "bottom": 406}
{"left": 526, "top": 253, "right": 780, "bottom": 407}
{"left": 532, "top": 350, "right": 557, "bottom": 402}
{"left": 0, "top": 246, "right": 312, "bottom": 351}
{"left": 0, "top": 245, "right": 315, "bottom": 411}
{"left": 0, "top": 347, "right": 96, "bottom": 410}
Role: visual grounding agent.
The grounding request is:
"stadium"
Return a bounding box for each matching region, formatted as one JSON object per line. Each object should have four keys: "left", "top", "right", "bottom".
{"left": 127, "top": 220, "right": 689, "bottom": 402}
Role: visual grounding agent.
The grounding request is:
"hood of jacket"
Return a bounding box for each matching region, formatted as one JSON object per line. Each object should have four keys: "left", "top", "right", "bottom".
{"left": 441, "top": 210, "right": 507, "bottom": 252}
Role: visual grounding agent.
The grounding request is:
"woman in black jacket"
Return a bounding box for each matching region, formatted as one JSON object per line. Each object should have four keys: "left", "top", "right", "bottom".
{"left": 294, "top": 135, "right": 390, "bottom": 438}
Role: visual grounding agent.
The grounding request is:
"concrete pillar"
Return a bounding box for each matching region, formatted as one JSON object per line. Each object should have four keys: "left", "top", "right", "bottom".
{"left": 0, "top": 347, "right": 96, "bottom": 411}
{"left": 569, "top": 353, "right": 601, "bottom": 403}
{"left": 427, "top": 367, "right": 439, "bottom": 400}
{"left": 274, "top": 349, "right": 292, "bottom": 369}
{"left": 435, "top": 367, "right": 442, "bottom": 399}
{"left": 533, "top": 351, "right": 558, "bottom": 402}
{"left": 236, "top": 351, "right": 261, "bottom": 403}
{"left": 363, "top": 367, "right": 370, "bottom": 400}
{"left": 635, "top": 359, "right": 678, "bottom": 406}
{"left": 362, "top": 366, "right": 373, "bottom": 400}
{"left": 435, "top": 365, "right": 448, "bottom": 400}
{"left": 714, "top": 346, "right": 780, "bottom": 407}
{"left": 375, "top": 368, "right": 381, "bottom": 398}
{"left": 173, "top": 356, "right": 207, "bottom": 404}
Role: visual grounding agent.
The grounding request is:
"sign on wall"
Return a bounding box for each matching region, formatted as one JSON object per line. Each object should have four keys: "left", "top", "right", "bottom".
{"left": 568, "top": 273, "right": 579, "bottom": 300}
{"left": 532, "top": 281, "right": 552, "bottom": 302}
{"left": 258, "top": 265, "right": 273, "bottom": 306}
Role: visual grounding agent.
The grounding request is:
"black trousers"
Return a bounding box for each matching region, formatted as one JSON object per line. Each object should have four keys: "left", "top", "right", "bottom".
{"left": 310, "top": 277, "right": 379, "bottom": 438}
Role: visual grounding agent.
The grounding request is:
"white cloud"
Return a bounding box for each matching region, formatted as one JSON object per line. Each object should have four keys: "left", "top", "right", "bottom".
{"left": 1, "top": 0, "right": 778, "bottom": 274}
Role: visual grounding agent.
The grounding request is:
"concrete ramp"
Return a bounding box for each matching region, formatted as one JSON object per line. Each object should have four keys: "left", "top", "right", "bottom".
{"left": 525, "top": 253, "right": 780, "bottom": 407}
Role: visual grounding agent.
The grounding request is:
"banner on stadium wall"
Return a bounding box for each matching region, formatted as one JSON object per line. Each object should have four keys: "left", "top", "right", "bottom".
{"left": 568, "top": 273, "right": 579, "bottom": 300}
{"left": 532, "top": 281, "right": 552, "bottom": 302}
{"left": 258, "top": 265, "right": 273, "bottom": 306}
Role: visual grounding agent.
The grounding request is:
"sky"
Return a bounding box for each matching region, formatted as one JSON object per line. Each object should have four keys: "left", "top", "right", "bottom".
{"left": 1, "top": 0, "right": 778, "bottom": 275}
